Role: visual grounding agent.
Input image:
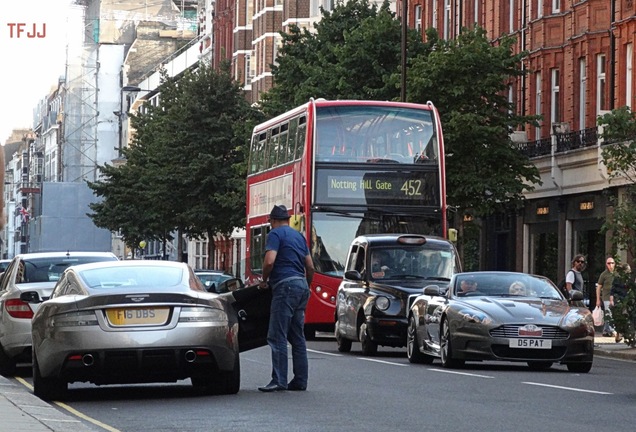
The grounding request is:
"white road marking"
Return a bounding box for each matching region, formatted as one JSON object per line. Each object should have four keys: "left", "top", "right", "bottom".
{"left": 429, "top": 368, "right": 494, "bottom": 378}
{"left": 308, "top": 348, "right": 343, "bottom": 357}
{"left": 523, "top": 382, "right": 612, "bottom": 394}
{"left": 357, "top": 358, "right": 408, "bottom": 366}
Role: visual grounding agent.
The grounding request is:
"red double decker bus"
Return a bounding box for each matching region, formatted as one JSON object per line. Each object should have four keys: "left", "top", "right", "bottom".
{"left": 246, "top": 99, "right": 447, "bottom": 338}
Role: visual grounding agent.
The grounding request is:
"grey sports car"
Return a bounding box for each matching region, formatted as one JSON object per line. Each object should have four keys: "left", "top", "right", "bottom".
{"left": 407, "top": 271, "right": 594, "bottom": 372}
{"left": 23, "top": 260, "right": 270, "bottom": 400}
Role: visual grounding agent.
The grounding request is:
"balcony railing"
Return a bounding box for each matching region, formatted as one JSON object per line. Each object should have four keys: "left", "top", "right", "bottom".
{"left": 517, "top": 127, "right": 598, "bottom": 158}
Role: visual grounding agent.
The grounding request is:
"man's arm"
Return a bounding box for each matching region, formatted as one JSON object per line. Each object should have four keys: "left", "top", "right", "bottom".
{"left": 304, "top": 254, "right": 315, "bottom": 286}
{"left": 565, "top": 270, "right": 574, "bottom": 292}
{"left": 259, "top": 250, "right": 277, "bottom": 289}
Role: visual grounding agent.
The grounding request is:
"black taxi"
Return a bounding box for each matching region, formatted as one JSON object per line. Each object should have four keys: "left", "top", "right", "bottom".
{"left": 335, "top": 234, "right": 461, "bottom": 355}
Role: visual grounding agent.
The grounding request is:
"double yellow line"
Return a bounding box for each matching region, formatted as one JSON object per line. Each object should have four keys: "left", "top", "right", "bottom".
{"left": 15, "top": 376, "right": 122, "bottom": 432}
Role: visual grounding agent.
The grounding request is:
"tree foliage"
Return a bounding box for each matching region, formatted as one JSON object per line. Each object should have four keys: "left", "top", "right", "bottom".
{"left": 598, "top": 106, "right": 636, "bottom": 347}
{"left": 88, "top": 62, "right": 262, "bottom": 257}
{"left": 408, "top": 28, "right": 541, "bottom": 216}
{"left": 263, "top": 6, "right": 540, "bottom": 218}
{"left": 260, "top": 0, "right": 428, "bottom": 114}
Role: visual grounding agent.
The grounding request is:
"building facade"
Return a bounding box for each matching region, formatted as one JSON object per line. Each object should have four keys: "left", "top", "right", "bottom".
{"left": 209, "top": 0, "right": 635, "bottom": 291}
{"left": 405, "top": 0, "right": 634, "bottom": 295}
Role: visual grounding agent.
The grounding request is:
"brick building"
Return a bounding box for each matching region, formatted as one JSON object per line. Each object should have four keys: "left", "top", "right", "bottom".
{"left": 209, "top": 0, "right": 636, "bottom": 289}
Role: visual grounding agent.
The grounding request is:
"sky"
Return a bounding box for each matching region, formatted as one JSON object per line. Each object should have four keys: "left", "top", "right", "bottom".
{"left": 0, "top": 0, "right": 76, "bottom": 144}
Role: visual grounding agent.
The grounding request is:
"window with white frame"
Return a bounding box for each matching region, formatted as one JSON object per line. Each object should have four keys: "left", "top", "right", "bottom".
{"left": 508, "top": 84, "right": 513, "bottom": 117}
{"left": 273, "top": 36, "right": 280, "bottom": 67}
{"left": 509, "top": 0, "right": 515, "bottom": 33}
{"left": 415, "top": 5, "right": 422, "bottom": 32}
{"left": 597, "top": 54, "right": 606, "bottom": 113}
{"left": 443, "top": 0, "right": 451, "bottom": 39}
{"left": 431, "top": 0, "right": 438, "bottom": 29}
{"left": 579, "top": 58, "right": 586, "bottom": 129}
{"left": 537, "top": 0, "right": 543, "bottom": 18}
{"left": 245, "top": 53, "right": 253, "bottom": 86}
{"left": 474, "top": 0, "right": 479, "bottom": 24}
{"left": 535, "top": 72, "right": 542, "bottom": 138}
{"left": 247, "top": 0, "right": 253, "bottom": 24}
{"left": 552, "top": 0, "right": 560, "bottom": 13}
{"left": 321, "top": 0, "right": 334, "bottom": 12}
{"left": 550, "top": 68, "right": 560, "bottom": 124}
{"left": 627, "top": 44, "right": 633, "bottom": 109}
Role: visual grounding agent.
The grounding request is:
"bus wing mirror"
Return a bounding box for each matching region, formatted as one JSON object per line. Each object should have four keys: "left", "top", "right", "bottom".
{"left": 290, "top": 214, "right": 304, "bottom": 231}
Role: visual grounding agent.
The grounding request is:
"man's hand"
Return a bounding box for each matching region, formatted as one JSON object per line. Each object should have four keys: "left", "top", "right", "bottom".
{"left": 258, "top": 280, "right": 270, "bottom": 290}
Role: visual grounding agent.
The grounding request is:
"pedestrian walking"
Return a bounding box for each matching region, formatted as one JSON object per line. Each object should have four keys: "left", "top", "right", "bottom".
{"left": 596, "top": 256, "right": 616, "bottom": 336}
{"left": 610, "top": 264, "right": 632, "bottom": 343}
{"left": 565, "top": 254, "right": 586, "bottom": 294}
{"left": 258, "top": 204, "right": 315, "bottom": 392}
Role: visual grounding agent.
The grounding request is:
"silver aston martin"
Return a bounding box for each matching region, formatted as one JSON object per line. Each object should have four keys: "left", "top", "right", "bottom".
{"left": 24, "top": 260, "right": 270, "bottom": 400}
{"left": 407, "top": 271, "right": 594, "bottom": 372}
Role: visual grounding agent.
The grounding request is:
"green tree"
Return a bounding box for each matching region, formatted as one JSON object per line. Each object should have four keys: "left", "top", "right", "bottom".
{"left": 408, "top": 28, "right": 541, "bottom": 217}
{"left": 88, "top": 62, "right": 261, "bottom": 265}
{"left": 598, "top": 106, "right": 636, "bottom": 346}
{"left": 261, "top": 0, "right": 428, "bottom": 114}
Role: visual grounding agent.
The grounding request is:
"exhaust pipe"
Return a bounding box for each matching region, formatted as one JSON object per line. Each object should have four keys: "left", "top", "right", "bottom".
{"left": 184, "top": 350, "right": 197, "bottom": 363}
{"left": 82, "top": 354, "right": 94, "bottom": 367}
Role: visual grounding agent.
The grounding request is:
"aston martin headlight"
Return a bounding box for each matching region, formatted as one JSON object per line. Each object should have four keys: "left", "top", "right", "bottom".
{"left": 459, "top": 310, "right": 493, "bottom": 325}
{"left": 179, "top": 307, "right": 227, "bottom": 323}
{"left": 375, "top": 296, "right": 390, "bottom": 311}
{"left": 564, "top": 312, "right": 593, "bottom": 329}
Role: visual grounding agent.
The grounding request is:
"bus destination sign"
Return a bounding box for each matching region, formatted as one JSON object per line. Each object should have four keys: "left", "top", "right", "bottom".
{"left": 315, "top": 168, "right": 440, "bottom": 207}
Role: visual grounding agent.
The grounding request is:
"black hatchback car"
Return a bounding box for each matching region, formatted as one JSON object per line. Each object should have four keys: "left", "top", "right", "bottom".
{"left": 335, "top": 234, "right": 461, "bottom": 355}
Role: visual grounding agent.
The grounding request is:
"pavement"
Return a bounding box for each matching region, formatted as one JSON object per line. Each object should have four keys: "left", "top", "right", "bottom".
{"left": 0, "top": 333, "right": 634, "bottom": 431}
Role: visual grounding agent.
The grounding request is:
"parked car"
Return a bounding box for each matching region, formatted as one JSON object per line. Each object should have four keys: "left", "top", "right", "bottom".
{"left": 0, "top": 259, "right": 11, "bottom": 274}
{"left": 194, "top": 269, "right": 239, "bottom": 293}
{"left": 334, "top": 234, "right": 461, "bottom": 355}
{"left": 0, "top": 251, "right": 118, "bottom": 376}
{"left": 25, "top": 260, "right": 270, "bottom": 400}
{"left": 407, "top": 271, "right": 594, "bottom": 372}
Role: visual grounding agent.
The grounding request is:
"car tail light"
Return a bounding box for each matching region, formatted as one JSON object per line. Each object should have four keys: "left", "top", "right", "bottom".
{"left": 179, "top": 307, "right": 227, "bottom": 323}
{"left": 51, "top": 311, "right": 98, "bottom": 327}
{"left": 5, "top": 299, "right": 34, "bottom": 319}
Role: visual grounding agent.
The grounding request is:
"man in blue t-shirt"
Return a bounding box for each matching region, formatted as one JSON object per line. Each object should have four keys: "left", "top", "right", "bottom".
{"left": 258, "top": 204, "right": 315, "bottom": 392}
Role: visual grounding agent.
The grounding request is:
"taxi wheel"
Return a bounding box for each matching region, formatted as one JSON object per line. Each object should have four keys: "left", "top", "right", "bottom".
{"left": 32, "top": 352, "right": 67, "bottom": 401}
{"left": 335, "top": 322, "right": 352, "bottom": 353}
{"left": 566, "top": 362, "right": 592, "bottom": 373}
{"left": 359, "top": 321, "right": 377, "bottom": 356}
{"left": 0, "top": 344, "right": 16, "bottom": 377}
{"left": 440, "top": 319, "right": 463, "bottom": 369}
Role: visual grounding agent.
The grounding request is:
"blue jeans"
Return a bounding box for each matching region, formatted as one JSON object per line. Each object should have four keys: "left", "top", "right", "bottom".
{"left": 266, "top": 278, "right": 310, "bottom": 388}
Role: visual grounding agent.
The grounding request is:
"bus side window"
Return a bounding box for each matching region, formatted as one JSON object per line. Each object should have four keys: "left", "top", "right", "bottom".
{"left": 279, "top": 123, "right": 289, "bottom": 165}
{"left": 254, "top": 132, "right": 267, "bottom": 172}
{"left": 269, "top": 127, "right": 279, "bottom": 168}
{"left": 296, "top": 116, "right": 307, "bottom": 159}
{"left": 288, "top": 118, "right": 298, "bottom": 161}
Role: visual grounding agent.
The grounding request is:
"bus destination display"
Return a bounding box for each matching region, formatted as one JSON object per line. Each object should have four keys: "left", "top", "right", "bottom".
{"left": 315, "top": 169, "right": 440, "bottom": 207}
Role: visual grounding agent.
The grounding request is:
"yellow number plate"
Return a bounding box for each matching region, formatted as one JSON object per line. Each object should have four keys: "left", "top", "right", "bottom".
{"left": 106, "top": 307, "right": 170, "bottom": 326}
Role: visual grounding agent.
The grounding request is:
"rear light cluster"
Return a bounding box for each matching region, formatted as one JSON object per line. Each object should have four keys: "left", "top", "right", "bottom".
{"left": 178, "top": 307, "right": 227, "bottom": 323}
{"left": 51, "top": 311, "right": 98, "bottom": 327}
{"left": 5, "top": 299, "right": 34, "bottom": 319}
